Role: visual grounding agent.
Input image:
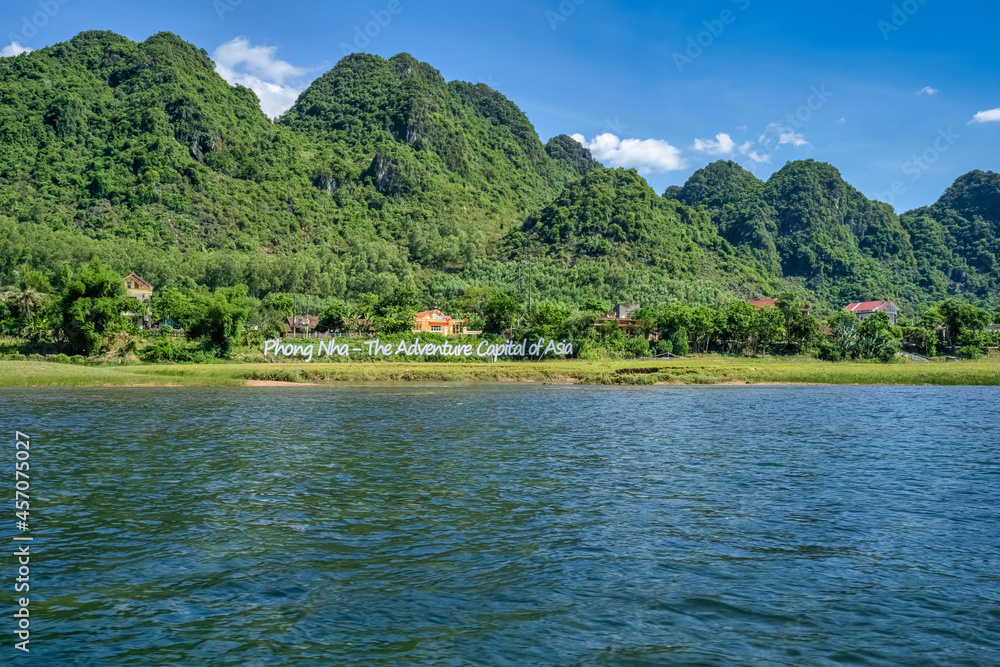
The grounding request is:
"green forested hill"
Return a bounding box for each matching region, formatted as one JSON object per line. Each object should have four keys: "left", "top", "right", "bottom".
{"left": 0, "top": 31, "right": 995, "bottom": 315}
{"left": 661, "top": 159, "right": 995, "bottom": 311}
{"left": 900, "top": 170, "right": 1000, "bottom": 303}
{"left": 0, "top": 31, "right": 593, "bottom": 299}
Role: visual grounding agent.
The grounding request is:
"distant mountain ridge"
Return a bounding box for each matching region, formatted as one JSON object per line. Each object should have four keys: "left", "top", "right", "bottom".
{"left": 0, "top": 30, "right": 995, "bottom": 312}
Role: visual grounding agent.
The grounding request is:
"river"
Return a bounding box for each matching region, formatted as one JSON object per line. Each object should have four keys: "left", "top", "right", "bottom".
{"left": 2, "top": 385, "right": 998, "bottom": 665}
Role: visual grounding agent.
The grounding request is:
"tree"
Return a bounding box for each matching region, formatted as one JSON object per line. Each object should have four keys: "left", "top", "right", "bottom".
{"left": 319, "top": 300, "right": 349, "bottom": 333}
{"left": 261, "top": 293, "right": 294, "bottom": 319}
{"left": 826, "top": 311, "right": 859, "bottom": 360}
{"left": 752, "top": 306, "right": 785, "bottom": 355}
{"left": 187, "top": 284, "right": 254, "bottom": 357}
{"left": 689, "top": 306, "right": 719, "bottom": 353}
{"left": 483, "top": 291, "right": 522, "bottom": 335}
{"left": 719, "top": 301, "right": 756, "bottom": 354}
{"left": 59, "top": 260, "right": 135, "bottom": 356}
{"left": 856, "top": 312, "right": 901, "bottom": 362}
{"left": 526, "top": 301, "right": 569, "bottom": 342}
{"left": 153, "top": 288, "right": 197, "bottom": 328}
{"left": 776, "top": 291, "right": 818, "bottom": 350}
{"left": 0, "top": 287, "right": 47, "bottom": 332}
{"left": 937, "top": 298, "right": 991, "bottom": 347}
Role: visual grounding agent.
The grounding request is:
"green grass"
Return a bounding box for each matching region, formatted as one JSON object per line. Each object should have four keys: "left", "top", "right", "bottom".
{"left": 0, "top": 355, "right": 998, "bottom": 387}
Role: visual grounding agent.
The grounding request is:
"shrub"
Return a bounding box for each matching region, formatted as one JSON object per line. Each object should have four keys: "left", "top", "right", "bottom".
{"left": 8, "top": 353, "right": 25, "bottom": 361}
{"left": 52, "top": 354, "right": 71, "bottom": 364}
{"left": 27, "top": 354, "right": 44, "bottom": 361}
{"left": 70, "top": 355, "right": 86, "bottom": 364}
{"left": 957, "top": 345, "right": 984, "bottom": 360}
{"left": 625, "top": 337, "right": 651, "bottom": 358}
{"left": 140, "top": 338, "right": 196, "bottom": 363}
{"left": 817, "top": 339, "right": 843, "bottom": 362}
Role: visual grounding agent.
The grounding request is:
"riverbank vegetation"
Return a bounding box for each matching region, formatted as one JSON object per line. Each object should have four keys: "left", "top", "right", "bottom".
{"left": 1, "top": 354, "right": 998, "bottom": 388}
{"left": 1, "top": 259, "right": 997, "bottom": 365}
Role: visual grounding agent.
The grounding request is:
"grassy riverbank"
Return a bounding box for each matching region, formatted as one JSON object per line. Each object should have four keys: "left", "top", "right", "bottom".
{"left": 1, "top": 355, "right": 998, "bottom": 388}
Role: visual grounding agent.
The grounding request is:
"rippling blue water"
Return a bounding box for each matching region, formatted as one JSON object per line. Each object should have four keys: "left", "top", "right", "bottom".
{"left": 2, "top": 385, "right": 999, "bottom": 666}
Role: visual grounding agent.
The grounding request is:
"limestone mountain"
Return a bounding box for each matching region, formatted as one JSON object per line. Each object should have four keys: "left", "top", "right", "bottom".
{"left": 0, "top": 30, "right": 994, "bottom": 313}
{"left": 666, "top": 160, "right": 922, "bottom": 308}
{"left": 900, "top": 169, "right": 1000, "bottom": 303}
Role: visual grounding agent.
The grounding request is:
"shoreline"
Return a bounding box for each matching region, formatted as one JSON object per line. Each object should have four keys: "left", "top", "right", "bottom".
{"left": 1, "top": 358, "right": 997, "bottom": 388}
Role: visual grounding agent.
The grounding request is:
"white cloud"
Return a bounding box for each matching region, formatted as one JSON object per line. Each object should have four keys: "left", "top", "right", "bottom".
{"left": 737, "top": 141, "right": 771, "bottom": 164}
{"left": 692, "top": 132, "right": 736, "bottom": 155}
{"left": 916, "top": 86, "right": 938, "bottom": 96}
{"left": 1, "top": 42, "right": 32, "bottom": 57}
{"left": 213, "top": 38, "right": 307, "bottom": 118}
{"left": 969, "top": 108, "right": 1000, "bottom": 124}
{"left": 836, "top": 117, "right": 847, "bottom": 124}
{"left": 572, "top": 132, "right": 686, "bottom": 172}
{"left": 214, "top": 37, "right": 305, "bottom": 84}
{"left": 778, "top": 131, "right": 809, "bottom": 147}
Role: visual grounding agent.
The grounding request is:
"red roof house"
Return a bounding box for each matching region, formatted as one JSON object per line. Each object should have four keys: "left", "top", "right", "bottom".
{"left": 844, "top": 301, "right": 899, "bottom": 326}
{"left": 747, "top": 298, "right": 778, "bottom": 309}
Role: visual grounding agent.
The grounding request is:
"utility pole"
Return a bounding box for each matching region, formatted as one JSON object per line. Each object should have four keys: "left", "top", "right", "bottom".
{"left": 527, "top": 251, "right": 532, "bottom": 315}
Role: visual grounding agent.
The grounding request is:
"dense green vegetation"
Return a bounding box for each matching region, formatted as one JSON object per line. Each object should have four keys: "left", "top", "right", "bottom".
{"left": 665, "top": 160, "right": 922, "bottom": 310}
{"left": 0, "top": 29, "right": 997, "bottom": 347}
{"left": 900, "top": 170, "right": 1000, "bottom": 303}
{"left": 3, "top": 255, "right": 996, "bottom": 365}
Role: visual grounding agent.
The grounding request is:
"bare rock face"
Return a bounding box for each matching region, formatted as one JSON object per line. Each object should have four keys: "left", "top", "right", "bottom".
{"left": 370, "top": 155, "right": 401, "bottom": 194}
{"left": 315, "top": 174, "right": 339, "bottom": 194}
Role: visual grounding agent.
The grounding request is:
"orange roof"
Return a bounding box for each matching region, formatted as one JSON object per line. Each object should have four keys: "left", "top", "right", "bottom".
{"left": 747, "top": 298, "right": 778, "bottom": 309}
{"left": 416, "top": 309, "right": 451, "bottom": 321}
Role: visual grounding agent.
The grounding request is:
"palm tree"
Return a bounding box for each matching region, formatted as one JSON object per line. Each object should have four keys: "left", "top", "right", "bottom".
{"left": 1, "top": 287, "right": 46, "bottom": 322}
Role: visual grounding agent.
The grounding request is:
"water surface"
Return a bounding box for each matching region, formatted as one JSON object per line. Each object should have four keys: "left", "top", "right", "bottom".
{"left": 2, "top": 385, "right": 999, "bottom": 665}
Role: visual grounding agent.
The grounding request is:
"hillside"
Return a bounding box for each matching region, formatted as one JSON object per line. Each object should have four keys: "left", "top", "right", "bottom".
{"left": 900, "top": 170, "right": 1000, "bottom": 304}
{"left": 0, "top": 31, "right": 594, "bottom": 299}
{"left": 0, "top": 30, "right": 995, "bottom": 315}
{"left": 665, "top": 160, "right": 951, "bottom": 310}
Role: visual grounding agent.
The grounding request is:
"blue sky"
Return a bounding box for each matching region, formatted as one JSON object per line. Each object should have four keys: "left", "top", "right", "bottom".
{"left": 2, "top": 0, "right": 998, "bottom": 212}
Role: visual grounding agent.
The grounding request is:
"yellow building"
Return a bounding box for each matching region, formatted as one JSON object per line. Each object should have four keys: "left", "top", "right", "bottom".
{"left": 413, "top": 310, "right": 468, "bottom": 336}
{"left": 124, "top": 272, "right": 153, "bottom": 329}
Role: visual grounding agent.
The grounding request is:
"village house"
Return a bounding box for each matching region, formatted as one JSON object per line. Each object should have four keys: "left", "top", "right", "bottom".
{"left": 595, "top": 303, "right": 657, "bottom": 340}
{"left": 747, "top": 298, "right": 778, "bottom": 310}
{"left": 747, "top": 298, "right": 811, "bottom": 316}
{"left": 844, "top": 300, "right": 899, "bottom": 326}
{"left": 596, "top": 303, "right": 641, "bottom": 332}
{"left": 283, "top": 315, "right": 320, "bottom": 336}
{"left": 413, "top": 310, "right": 470, "bottom": 336}
{"left": 123, "top": 272, "right": 153, "bottom": 329}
